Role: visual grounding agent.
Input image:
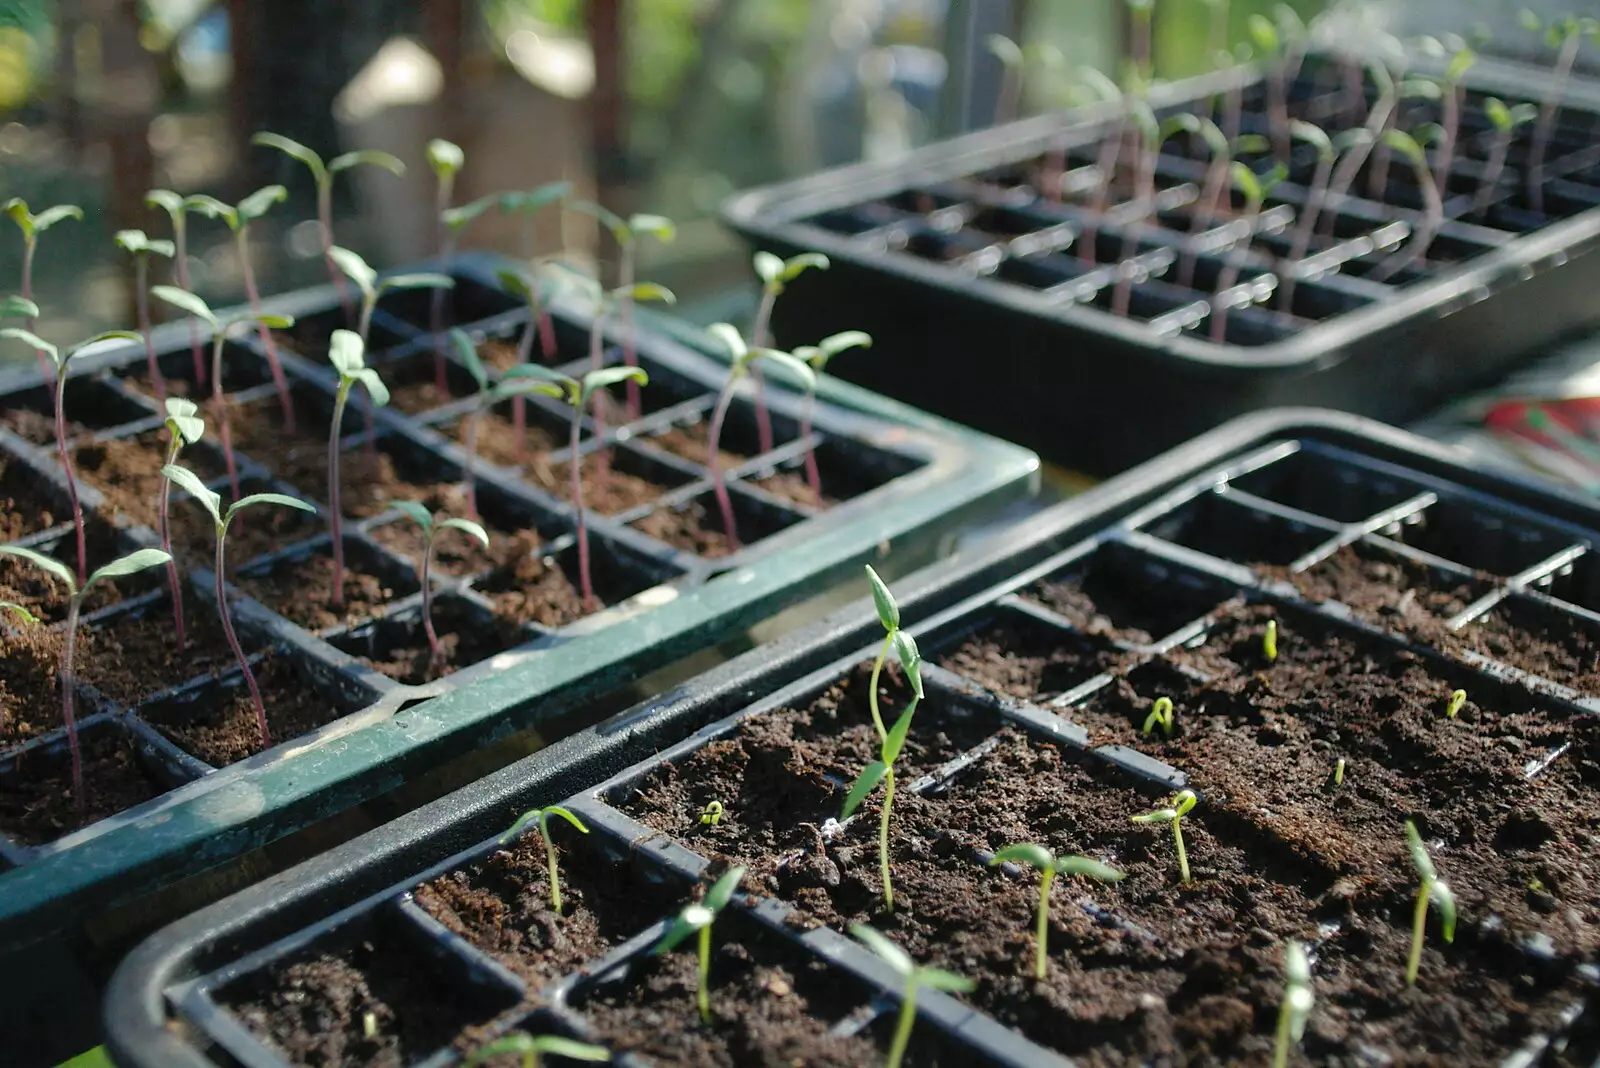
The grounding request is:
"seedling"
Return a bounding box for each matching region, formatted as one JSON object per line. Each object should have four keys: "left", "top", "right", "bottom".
{"left": 1209, "top": 162, "right": 1286, "bottom": 342}
{"left": 157, "top": 398, "right": 206, "bottom": 650}
{"left": 0, "top": 602, "right": 38, "bottom": 624}
{"left": 161, "top": 464, "right": 315, "bottom": 748}
{"left": 1248, "top": 12, "right": 1292, "bottom": 159}
{"left": 252, "top": 132, "right": 405, "bottom": 320}
{"left": 1272, "top": 941, "right": 1315, "bottom": 1068}
{"left": 1076, "top": 67, "right": 1126, "bottom": 258}
{"left": 186, "top": 187, "right": 296, "bottom": 429}
{"left": 703, "top": 324, "right": 816, "bottom": 550}
{"left": 150, "top": 286, "right": 295, "bottom": 501}
{"left": 497, "top": 182, "right": 575, "bottom": 364}
{"left": 1445, "top": 688, "right": 1467, "bottom": 720}
{"left": 1519, "top": 11, "right": 1600, "bottom": 214}
{"left": 1331, "top": 757, "right": 1346, "bottom": 788}
{"left": 1474, "top": 97, "right": 1538, "bottom": 216}
{"left": 1124, "top": 0, "right": 1154, "bottom": 89}
{"left": 0, "top": 545, "right": 170, "bottom": 809}
{"left": 114, "top": 230, "right": 177, "bottom": 402}
{"left": 1402, "top": 819, "right": 1457, "bottom": 985}
{"left": 652, "top": 865, "right": 747, "bottom": 1025}
{"left": 501, "top": 804, "right": 591, "bottom": 911}
{"left": 1131, "top": 788, "right": 1199, "bottom": 883}
{"left": 862, "top": 564, "right": 922, "bottom": 743}
{"left": 849, "top": 924, "right": 975, "bottom": 1068}
{"left": 388, "top": 501, "right": 489, "bottom": 674}
{"left": 327, "top": 246, "right": 453, "bottom": 347}
{"left": 326, "top": 330, "right": 390, "bottom": 607}
{"left": 465, "top": 1033, "right": 610, "bottom": 1068}
{"left": 989, "top": 844, "right": 1124, "bottom": 979}
{"left": 582, "top": 279, "right": 675, "bottom": 482}
{"left": 3, "top": 199, "right": 81, "bottom": 377}
{"left": 1319, "top": 59, "right": 1398, "bottom": 237}
{"left": 1372, "top": 129, "right": 1444, "bottom": 281}
{"left": 426, "top": 140, "right": 498, "bottom": 394}
{"left": 699, "top": 800, "right": 724, "bottom": 826}
{"left": 1168, "top": 113, "right": 1232, "bottom": 288}
{"left": 1263, "top": 618, "right": 1279, "bottom": 661}
{"left": 147, "top": 190, "right": 209, "bottom": 386}
{"left": 448, "top": 327, "right": 529, "bottom": 518}
{"left": 1419, "top": 36, "right": 1477, "bottom": 195}
{"left": 986, "top": 34, "right": 1025, "bottom": 124}
{"left": 792, "top": 330, "right": 872, "bottom": 495}
{"left": 1279, "top": 121, "right": 1374, "bottom": 309}
{"left": 0, "top": 327, "right": 141, "bottom": 583}
{"left": 1142, "top": 695, "right": 1175, "bottom": 737}
{"left": 568, "top": 202, "right": 673, "bottom": 421}
{"left": 1110, "top": 101, "right": 1164, "bottom": 317}
{"left": 491, "top": 260, "right": 581, "bottom": 461}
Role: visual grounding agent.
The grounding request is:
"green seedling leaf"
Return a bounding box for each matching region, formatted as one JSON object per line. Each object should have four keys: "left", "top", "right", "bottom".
{"left": 617, "top": 281, "right": 676, "bottom": 305}
{"left": 438, "top": 517, "right": 491, "bottom": 548}
{"left": 329, "top": 247, "right": 377, "bottom": 293}
{"left": 328, "top": 329, "right": 367, "bottom": 377}
{"left": 504, "top": 180, "right": 574, "bottom": 214}
{"left": 494, "top": 267, "right": 533, "bottom": 301}
{"left": 919, "top": 968, "right": 978, "bottom": 994}
{"left": 164, "top": 398, "right": 205, "bottom": 445}
{"left": 753, "top": 251, "right": 784, "bottom": 284}
{"left": 0, "top": 601, "right": 39, "bottom": 625}
{"left": 329, "top": 149, "right": 405, "bottom": 176}
{"left": 151, "top": 286, "right": 219, "bottom": 329}
{"left": 250, "top": 314, "right": 296, "bottom": 331}
{"left": 780, "top": 252, "right": 829, "bottom": 282}
{"left": 653, "top": 904, "right": 714, "bottom": 954}
{"left": 87, "top": 548, "right": 172, "bottom": 588}
{"left": 1445, "top": 689, "right": 1467, "bottom": 719}
{"left": 73, "top": 331, "right": 142, "bottom": 360}
{"left": 0, "top": 544, "right": 75, "bottom": 592}
{"left": 1432, "top": 880, "right": 1457, "bottom": 942}
{"left": 1248, "top": 13, "right": 1280, "bottom": 54}
{"left": 352, "top": 368, "right": 390, "bottom": 407}
{"left": 1382, "top": 129, "right": 1427, "bottom": 167}
{"left": 31, "top": 204, "right": 85, "bottom": 233}
{"left": 498, "top": 364, "right": 576, "bottom": 404}
{"left": 865, "top": 564, "right": 899, "bottom": 632}
{"left": 146, "top": 189, "right": 185, "bottom": 217}
{"left": 252, "top": 132, "right": 325, "bottom": 181}
{"left": 426, "top": 138, "right": 464, "bottom": 178}
{"left": 466, "top": 1033, "right": 611, "bottom": 1066}
{"left": 1519, "top": 8, "right": 1542, "bottom": 32}
{"left": 796, "top": 330, "right": 872, "bottom": 372}
{"left": 992, "top": 843, "right": 1054, "bottom": 870}
{"left": 1230, "top": 162, "right": 1263, "bottom": 205}
{"left": 381, "top": 272, "right": 454, "bottom": 293}
{"left": 986, "top": 33, "right": 1024, "bottom": 68}
{"left": 1056, "top": 856, "right": 1126, "bottom": 881}
{"left": 237, "top": 184, "right": 288, "bottom": 222}
{"left": 1399, "top": 78, "right": 1443, "bottom": 101}
{"left": 1290, "top": 120, "right": 1334, "bottom": 163}
{"left": 229, "top": 492, "right": 317, "bottom": 523}
{"left": 442, "top": 194, "right": 500, "bottom": 232}
{"left": 1446, "top": 48, "right": 1476, "bottom": 83}
{"left": 703, "top": 865, "right": 746, "bottom": 912}
{"left": 1405, "top": 819, "right": 1437, "bottom": 882}
{"left": 450, "top": 328, "right": 488, "bottom": 392}
{"left": 842, "top": 761, "right": 889, "bottom": 819}
{"left": 707, "top": 322, "right": 748, "bottom": 362}
{"left": 183, "top": 194, "right": 233, "bottom": 223}
{"left": 567, "top": 199, "right": 629, "bottom": 242}
{"left": 751, "top": 348, "right": 816, "bottom": 391}
{"left": 848, "top": 923, "right": 913, "bottom": 977}
{"left": 161, "top": 464, "right": 222, "bottom": 525}
{"left": 581, "top": 366, "right": 649, "bottom": 405}
{"left": 0, "top": 327, "right": 58, "bottom": 365}
{"left": 892, "top": 630, "right": 923, "bottom": 699}
{"left": 882, "top": 699, "right": 918, "bottom": 765}
{"left": 628, "top": 213, "right": 676, "bottom": 243}
{"left": 1, "top": 295, "right": 39, "bottom": 319}
{"left": 390, "top": 499, "right": 434, "bottom": 531}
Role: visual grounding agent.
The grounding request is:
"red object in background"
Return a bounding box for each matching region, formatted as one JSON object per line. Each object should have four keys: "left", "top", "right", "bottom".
{"left": 1485, "top": 397, "right": 1600, "bottom": 479}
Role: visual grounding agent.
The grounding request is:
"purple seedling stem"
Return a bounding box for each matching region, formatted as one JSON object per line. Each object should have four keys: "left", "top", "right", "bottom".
{"left": 3, "top": 199, "right": 83, "bottom": 382}
{"left": 750, "top": 251, "right": 828, "bottom": 453}
{"left": 1521, "top": 14, "right": 1597, "bottom": 216}
{"left": 326, "top": 330, "right": 390, "bottom": 608}
{"left": 147, "top": 191, "right": 208, "bottom": 386}
{"left": 1372, "top": 130, "right": 1445, "bottom": 281}
{"left": 388, "top": 501, "right": 489, "bottom": 675}
{"left": 791, "top": 331, "right": 872, "bottom": 497}
{"left": 116, "top": 229, "right": 177, "bottom": 403}
{"left": 1473, "top": 97, "right": 1538, "bottom": 217}
{"left": 1209, "top": 162, "right": 1284, "bottom": 342}
{"left": 158, "top": 398, "right": 206, "bottom": 650}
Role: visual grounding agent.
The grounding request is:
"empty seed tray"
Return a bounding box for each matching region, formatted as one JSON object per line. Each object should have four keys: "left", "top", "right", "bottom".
{"left": 107, "top": 409, "right": 1600, "bottom": 1066}
{"left": 724, "top": 55, "right": 1600, "bottom": 476}
{"left": 0, "top": 253, "right": 1035, "bottom": 978}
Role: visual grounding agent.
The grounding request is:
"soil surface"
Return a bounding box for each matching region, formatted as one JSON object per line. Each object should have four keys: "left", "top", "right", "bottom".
{"left": 474, "top": 533, "right": 603, "bottom": 629}
{"left": 1278, "top": 543, "right": 1489, "bottom": 648}
{"left": 234, "top": 546, "right": 407, "bottom": 632}
{"left": 936, "top": 616, "right": 1129, "bottom": 701}
{"left": 629, "top": 497, "right": 739, "bottom": 559}
{"left": 523, "top": 451, "right": 670, "bottom": 516}
{"left": 0, "top": 406, "right": 92, "bottom": 445}
{"left": 72, "top": 431, "right": 226, "bottom": 529}
{"left": 0, "top": 726, "right": 164, "bottom": 845}
{"left": 0, "top": 625, "right": 70, "bottom": 745}
{"left": 0, "top": 454, "right": 63, "bottom": 539}
{"left": 0, "top": 526, "right": 141, "bottom": 624}
{"left": 79, "top": 589, "right": 251, "bottom": 706}
{"left": 168, "top": 491, "right": 323, "bottom": 571}
{"left": 446, "top": 411, "right": 560, "bottom": 469}
{"left": 367, "top": 518, "right": 499, "bottom": 579}
{"left": 1468, "top": 597, "right": 1600, "bottom": 694}
{"left": 1025, "top": 562, "right": 1225, "bottom": 646}
{"left": 143, "top": 653, "right": 345, "bottom": 767}
{"left": 649, "top": 423, "right": 750, "bottom": 471}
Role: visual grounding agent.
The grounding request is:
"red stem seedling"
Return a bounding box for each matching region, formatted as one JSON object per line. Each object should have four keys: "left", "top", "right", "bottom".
{"left": 792, "top": 331, "right": 872, "bottom": 496}
{"left": 1171, "top": 114, "right": 1232, "bottom": 289}
{"left": 387, "top": 501, "right": 489, "bottom": 677}
{"left": 1421, "top": 37, "right": 1477, "bottom": 198}
{"left": 1519, "top": 12, "right": 1599, "bottom": 215}
{"left": 1372, "top": 128, "right": 1446, "bottom": 281}
{"left": 703, "top": 324, "right": 817, "bottom": 552}
{"left": 0, "top": 327, "right": 142, "bottom": 584}
{"left": 115, "top": 229, "right": 177, "bottom": 403}
{"left": 499, "top": 804, "right": 591, "bottom": 911}
{"left": 2, "top": 199, "right": 83, "bottom": 381}
{"left": 1318, "top": 59, "right": 1397, "bottom": 237}
{"left": 1277, "top": 119, "right": 1362, "bottom": 310}
{"left": 1111, "top": 103, "right": 1169, "bottom": 316}
{"left": 252, "top": 132, "right": 406, "bottom": 324}
{"left": 492, "top": 261, "right": 582, "bottom": 460}
{"left": 0, "top": 545, "right": 171, "bottom": 810}
{"left": 1473, "top": 97, "right": 1538, "bottom": 217}
{"left": 502, "top": 182, "right": 576, "bottom": 368}
{"left": 158, "top": 398, "right": 206, "bottom": 650}
{"left": 147, "top": 190, "right": 207, "bottom": 386}
{"left": 161, "top": 464, "right": 314, "bottom": 748}
{"left": 326, "top": 330, "right": 390, "bottom": 608}
{"left": 1079, "top": 68, "right": 1128, "bottom": 262}
{"left": 568, "top": 202, "right": 674, "bottom": 422}
{"left": 426, "top": 138, "right": 465, "bottom": 392}
{"left": 1209, "top": 161, "right": 1286, "bottom": 342}
{"left": 574, "top": 276, "right": 675, "bottom": 491}
{"left": 751, "top": 251, "right": 830, "bottom": 448}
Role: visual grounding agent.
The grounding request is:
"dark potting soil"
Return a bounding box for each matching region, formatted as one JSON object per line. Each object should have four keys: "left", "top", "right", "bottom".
{"left": 936, "top": 618, "right": 1130, "bottom": 702}
{"left": 475, "top": 533, "right": 598, "bottom": 629}
{"left": 367, "top": 517, "right": 499, "bottom": 579}
{"left": 649, "top": 423, "right": 749, "bottom": 471}
{"left": 0, "top": 454, "right": 62, "bottom": 539}
{"left": 446, "top": 411, "right": 560, "bottom": 470}
{"left": 629, "top": 497, "right": 737, "bottom": 559}
{"left": 234, "top": 549, "right": 401, "bottom": 632}
{"left": 80, "top": 589, "right": 252, "bottom": 707}
{"left": 357, "top": 614, "right": 521, "bottom": 685}
{"left": 0, "top": 625, "right": 68, "bottom": 745}
{"left": 0, "top": 407, "right": 91, "bottom": 446}
{"left": 752, "top": 468, "right": 836, "bottom": 511}
{"left": 0, "top": 727, "right": 164, "bottom": 846}
{"left": 221, "top": 931, "right": 495, "bottom": 1068}
{"left": 1467, "top": 597, "right": 1600, "bottom": 694}
{"left": 1278, "top": 543, "right": 1488, "bottom": 647}
{"left": 168, "top": 494, "right": 323, "bottom": 571}
{"left": 1024, "top": 564, "right": 1225, "bottom": 647}
{"left": 0, "top": 527, "right": 140, "bottom": 624}
{"left": 522, "top": 451, "right": 668, "bottom": 516}
{"left": 72, "top": 431, "right": 227, "bottom": 529}
{"left": 386, "top": 380, "right": 458, "bottom": 416}
{"left": 143, "top": 654, "right": 344, "bottom": 767}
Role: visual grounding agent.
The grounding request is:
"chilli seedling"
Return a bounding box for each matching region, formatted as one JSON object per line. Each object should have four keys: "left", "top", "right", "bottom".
{"left": 146, "top": 190, "right": 209, "bottom": 385}
{"left": 252, "top": 131, "right": 405, "bottom": 320}
{"left": 1420, "top": 35, "right": 1477, "bottom": 195}
{"left": 388, "top": 501, "right": 489, "bottom": 675}
{"left": 1519, "top": 11, "right": 1599, "bottom": 214}
{"left": 1263, "top": 618, "right": 1279, "bottom": 661}
{"left": 326, "top": 330, "right": 390, "bottom": 606}
{"left": 989, "top": 844, "right": 1124, "bottom": 978}
{"left": 569, "top": 203, "right": 674, "bottom": 421}
{"left": 1331, "top": 757, "right": 1346, "bottom": 789}
{"left": 161, "top": 464, "right": 315, "bottom": 748}
{"left": 151, "top": 286, "right": 294, "bottom": 501}
{"left": 581, "top": 279, "right": 675, "bottom": 481}
{"left": 652, "top": 865, "right": 747, "bottom": 1025}
{"left": 0, "top": 545, "right": 170, "bottom": 809}
{"left": 751, "top": 250, "right": 829, "bottom": 451}
{"left": 1142, "top": 695, "right": 1175, "bottom": 737}
{"left": 1278, "top": 121, "right": 1374, "bottom": 309}
{"left": 1210, "top": 161, "right": 1286, "bottom": 342}
{"left": 703, "top": 324, "right": 816, "bottom": 550}
{"left": 186, "top": 187, "right": 296, "bottom": 429}
{"left": 1445, "top": 688, "right": 1467, "bottom": 720}
{"left": 791, "top": 330, "right": 871, "bottom": 495}
{"left": 327, "top": 246, "right": 453, "bottom": 347}
{"left": 501, "top": 804, "right": 591, "bottom": 911}
{"left": 1273, "top": 941, "right": 1315, "bottom": 1068}
{"left": 1132, "top": 788, "right": 1199, "bottom": 884}
{"left": 158, "top": 398, "right": 206, "bottom": 649}
{"left": 114, "top": 229, "right": 177, "bottom": 402}
{"left": 464, "top": 1033, "right": 609, "bottom": 1068}
{"left": 497, "top": 181, "right": 574, "bottom": 357}
{"left": 1168, "top": 113, "right": 1232, "bottom": 287}
{"left": 699, "top": 800, "right": 724, "bottom": 826}
{"left": 1403, "top": 819, "right": 1457, "bottom": 985}
{"left": 849, "top": 924, "right": 975, "bottom": 1068}
{"left": 1372, "top": 128, "right": 1445, "bottom": 281}
{"left": 0, "top": 326, "right": 141, "bottom": 583}
{"left": 1319, "top": 58, "right": 1398, "bottom": 237}
{"left": 491, "top": 261, "right": 580, "bottom": 460}
{"left": 1474, "top": 97, "right": 1538, "bottom": 217}
{"left": 3, "top": 198, "right": 80, "bottom": 375}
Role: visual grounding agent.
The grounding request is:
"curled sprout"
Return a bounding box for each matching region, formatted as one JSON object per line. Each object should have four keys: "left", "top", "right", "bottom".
{"left": 501, "top": 805, "right": 591, "bottom": 912}
{"left": 1263, "top": 619, "right": 1279, "bottom": 661}
{"left": 1403, "top": 819, "right": 1456, "bottom": 985}
{"left": 652, "top": 865, "right": 747, "bottom": 1024}
{"left": 699, "top": 800, "right": 724, "bottom": 827}
{"left": 1331, "top": 757, "right": 1346, "bottom": 789}
{"left": 1445, "top": 689, "right": 1467, "bottom": 720}
{"left": 989, "top": 844, "right": 1124, "bottom": 979}
{"left": 850, "top": 924, "right": 974, "bottom": 1068}
{"left": 1132, "top": 789, "right": 1199, "bottom": 884}
{"left": 1142, "top": 696, "right": 1175, "bottom": 737}
{"left": 1272, "top": 941, "right": 1315, "bottom": 1068}
{"left": 465, "top": 1032, "right": 610, "bottom": 1068}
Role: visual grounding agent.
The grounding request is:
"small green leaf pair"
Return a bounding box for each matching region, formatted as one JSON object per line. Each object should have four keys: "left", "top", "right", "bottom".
{"left": 652, "top": 866, "right": 747, "bottom": 1025}
{"left": 989, "top": 844, "right": 1123, "bottom": 979}
{"left": 502, "top": 805, "right": 590, "bottom": 912}
{"left": 850, "top": 924, "right": 974, "bottom": 1068}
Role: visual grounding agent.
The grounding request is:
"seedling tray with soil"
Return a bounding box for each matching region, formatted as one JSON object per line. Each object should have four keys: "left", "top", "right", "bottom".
{"left": 107, "top": 409, "right": 1600, "bottom": 1066}
{"left": 0, "top": 253, "right": 1035, "bottom": 980}
{"left": 724, "top": 55, "right": 1600, "bottom": 476}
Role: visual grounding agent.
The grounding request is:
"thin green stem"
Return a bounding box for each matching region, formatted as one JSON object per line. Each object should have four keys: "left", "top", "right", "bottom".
{"left": 420, "top": 533, "right": 442, "bottom": 672}
{"left": 1406, "top": 881, "right": 1429, "bottom": 985}
{"left": 867, "top": 633, "right": 892, "bottom": 741}
{"left": 1272, "top": 988, "right": 1295, "bottom": 1068}
{"left": 545, "top": 821, "right": 563, "bottom": 911}
{"left": 697, "top": 923, "right": 713, "bottom": 1024}
{"left": 1174, "top": 818, "right": 1190, "bottom": 884}
{"left": 328, "top": 384, "right": 351, "bottom": 608}
{"left": 880, "top": 767, "right": 896, "bottom": 912}
{"left": 886, "top": 980, "right": 917, "bottom": 1068}
{"left": 1035, "top": 868, "right": 1055, "bottom": 980}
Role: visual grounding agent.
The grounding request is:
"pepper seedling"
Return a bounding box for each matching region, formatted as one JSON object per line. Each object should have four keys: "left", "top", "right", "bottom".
{"left": 150, "top": 286, "right": 296, "bottom": 501}
{"left": 1209, "top": 161, "right": 1287, "bottom": 342}
{"left": 1319, "top": 58, "right": 1398, "bottom": 237}
{"left": 703, "top": 324, "right": 816, "bottom": 550}
{"left": 1142, "top": 695, "right": 1175, "bottom": 737}
{"left": 791, "top": 329, "right": 871, "bottom": 495}
{"left": 161, "top": 464, "right": 315, "bottom": 748}
{"left": 252, "top": 132, "right": 405, "bottom": 321}
{"left": 1403, "top": 819, "right": 1457, "bottom": 985}
{"left": 568, "top": 202, "right": 674, "bottom": 422}
{"left": 751, "top": 250, "right": 829, "bottom": 452}
{"left": 699, "top": 800, "right": 724, "bottom": 826}
{"left": 1272, "top": 940, "right": 1315, "bottom": 1068}
{"left": 147, "top": 190, "right": 209, "bottom": 386}
{"left": 327, "top": 246, "right": 454, "bottom": 348}
{"left": 464, "top": 1033, "right": 610, "bottom": 1068}
{"left": 581, "top": 278, "right": 675, "bottom": 485}
{"left": 1445, "top": 688, "right": 1467, "bottom": 720}
{"left": 1263, "top": 618, "right": 1279, "bottom": 661}
{"left": 0, "top": 327, "right": 141, "bottom": 584}
{"left": 1168, "top": 113, "right": 1233, "bottom": 288}
{"left": 1417, "top": 35, "right": 1477, "bottom": 195}
{"left": 0, "top": 545, "right": 170, "bottom": 810}
{"left": 3, "top": 198, "right": 81, "bottom": 376}
{"left": 1279, "top": 121, "right": 1374, "bottom": 309}
{"left": 0, "top": 602, "right": 39, "bottom": 624}
{"left": 1473, "top": 97, "right": 1538, "bottom": 216}
{"left": 489, "top": 260, "right": 581, "bottom": 462}
{"left": 1109, "top": 100, "right": 1163, "bottom": 317}
{"left": 501, "top": 804, "right": 591, "bottom": 911}
{"left": 387, "top": 501, "right": 489, "bottom": 675}
{"left": 1519, "top": 11, "right": 1600, "bottom": 214}
{"left": 849, "top": 924, "right": 975, "bottom": 1068}
{"left": 186, "top": 187, "right": 297, "bottom": 430}
{"left": 1330, "top": 757, "right": 1346, "bottom": 789}
{"left": 1131, "top": 788, "right": 1199, "bottom": 884}
{"left": 652, "top": 865, "right": 747, "bottom": 1025}
{"left": 157, "top": 398, "right": 206, "bottom": 650}
{"left": 326, "top": 330, "right": 390, "bottom": 607}
{"left": 114, "top": 230, "right": 177, "bottom": 402}
{"left": 1372, "top": 128, "right": 1445, "bottom": 281}
{"left": 426, "top": 139, "right": 466, "bottom": 391}
{"left": 497, "top": 181, "right": 575, "bottom": 359}
{"left": 989, "top": 844, "right": 1124, "bottom": 979}
{"left": 448, "top": 327, "right": 528, "bottom": 518}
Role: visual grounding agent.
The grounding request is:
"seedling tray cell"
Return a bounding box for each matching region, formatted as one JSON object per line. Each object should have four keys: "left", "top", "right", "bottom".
{"left": 109, "top": 411, "right": 1600, "bottom": 1066}
{"left": 724, "top": 57, "right": 1600, "bottom": 475}
{"left": 0, "top": 251, "right": 1034, "bottom": 991}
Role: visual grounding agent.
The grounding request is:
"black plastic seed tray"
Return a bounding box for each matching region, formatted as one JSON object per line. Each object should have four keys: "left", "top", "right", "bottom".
{"left": 0, "top": 251, "right": 1035, "bottom": 992}
{"left": 108, "top": 409, "right": 1600, "bottom": 1067}
{"left": 724, "top": 55, "right": 1600, "bottom": 476}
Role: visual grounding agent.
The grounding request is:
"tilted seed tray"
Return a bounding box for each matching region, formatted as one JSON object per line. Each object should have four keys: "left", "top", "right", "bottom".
{"left": 0, "top": 252, "right": 1036, "bottom": 962}
{"left": 724, "top": 54, "right": 1600, "bottom": 476}
{"left": 107, "top": 409, "right": 1600, "bottom": 1066}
